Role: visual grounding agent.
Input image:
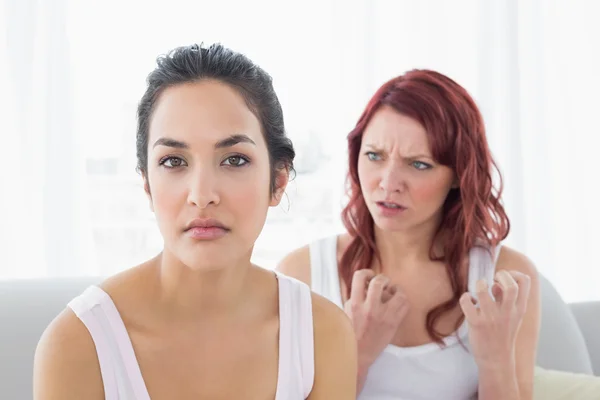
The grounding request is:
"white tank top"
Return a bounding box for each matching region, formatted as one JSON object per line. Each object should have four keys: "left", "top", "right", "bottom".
{"left": 68, "top": 272, "right": 314, "bottom": 400}
{"left": 309, "top": 235, "right": 500, "bottom": 400}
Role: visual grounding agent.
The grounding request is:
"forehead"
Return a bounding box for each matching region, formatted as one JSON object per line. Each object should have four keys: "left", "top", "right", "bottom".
{"left": 363, "top": 106, "right": 430, "bottom": 153}
{"left": 149, "top": 80, "right": 264, "bottom": 147}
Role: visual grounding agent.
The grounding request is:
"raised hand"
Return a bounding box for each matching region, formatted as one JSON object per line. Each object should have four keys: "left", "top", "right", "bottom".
{"left": 344, "top": 269, "right": 409, "bottom": 370}
{"left": 459, "top": 270, "right": 532, "bottom": 369}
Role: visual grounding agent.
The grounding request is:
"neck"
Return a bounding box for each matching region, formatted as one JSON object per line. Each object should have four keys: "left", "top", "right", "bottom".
{"left": 374, "top": 215, "right": 443, "bottom": 274}
{"left": 153, "top": 249, "right": 252, "bottom": 321}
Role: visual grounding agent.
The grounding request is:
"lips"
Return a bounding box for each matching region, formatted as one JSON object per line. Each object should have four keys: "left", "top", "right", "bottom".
{"left": 184, "top": 218, "right": 230, "bottom": 240}
{"left": 185, "top": 218, "right": 229, "bottom": 231}
{"left": 375, "top": 201, "right": 407, "bottom": 217}
{"left": 376, "top": 201, "right": 406, "bottom": 210}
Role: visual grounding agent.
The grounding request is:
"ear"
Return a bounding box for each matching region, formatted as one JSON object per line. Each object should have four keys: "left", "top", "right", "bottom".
{"left": 269, "top": 168, "right": 290, "bottom": 207}
{"left": 143, "top": 174, "right": 154, "bottom": 212}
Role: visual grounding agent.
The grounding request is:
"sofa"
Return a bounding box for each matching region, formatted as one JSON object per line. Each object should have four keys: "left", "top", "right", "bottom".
{"left": 1, "top": 275, "right": 599, "bottom": 399}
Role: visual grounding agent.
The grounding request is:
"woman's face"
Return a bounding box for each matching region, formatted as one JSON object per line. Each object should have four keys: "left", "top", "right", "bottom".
{"left": 144, "top": 80, "right": 286, "bottom": 270}
{"left": 357, "top": 106, "right": 456, "bottom": 234}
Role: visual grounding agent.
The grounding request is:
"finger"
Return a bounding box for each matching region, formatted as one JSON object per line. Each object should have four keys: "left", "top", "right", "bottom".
{"left": 365, "top": 274, "right": 390, "bottom": 307}
{"left": 351, "top": 269, "right": 375, "bottom": 303}
{"left": 459, "top": 292, "right": 479, "bottom": 324}
{"left": 381, "top": 284, "right": 397, "bottom": 303}
{"left": 494, "top": 270, "right": 519, "bottom": 310}
{"left": 384, "top": 290, "right": 409, "bottom": 321}
{"left": 475, "top": 279, "right": 495, "bottom": 314}
{"left": 508, "top": 270, "right": 532, "bottom": 314}
{"left": 491, "top": 282, "right": 503, "bottom": 301}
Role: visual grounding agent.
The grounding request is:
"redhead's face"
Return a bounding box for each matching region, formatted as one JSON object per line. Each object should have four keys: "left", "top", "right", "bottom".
{"left": 144, "top": 80, "right": 286, "bottom": 270}
{"left": 357, "top": 106, "right": 456, "bottom": 233}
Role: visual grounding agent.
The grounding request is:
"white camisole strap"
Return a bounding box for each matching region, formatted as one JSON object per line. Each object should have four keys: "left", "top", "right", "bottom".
{"left": 68, "top": 286, "right": 150, "bottom": 400}
{"left": 275, "top": 272, "right": 315, "bottom": 398}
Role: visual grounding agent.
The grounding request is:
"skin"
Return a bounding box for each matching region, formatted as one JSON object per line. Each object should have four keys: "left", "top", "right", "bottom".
{"left": 33, "top": 80, "right": 357, "bottom": 399}
{"left": 278, "top": 106, "right": 540, "bottom": 399}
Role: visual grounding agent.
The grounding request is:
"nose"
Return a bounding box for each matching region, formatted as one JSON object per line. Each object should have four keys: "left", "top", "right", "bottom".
{"left": 187, "top": 166, "right": 220, "bottom": 209}
{"left": 379, "top": 162, "right": 407, "bottom": 194}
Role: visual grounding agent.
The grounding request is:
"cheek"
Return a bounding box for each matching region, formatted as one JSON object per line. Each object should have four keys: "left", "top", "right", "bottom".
{"left": 357, "top": 159, "right": 379, "bottom": 192}
{"left": 148, "top": 173, "right": 187, "bottom": 219}
{"left": 224, "top": 168, "right": 271, "bottom": 214}
{"left": 410, "top": 174, "right": 453, "bottom": 205}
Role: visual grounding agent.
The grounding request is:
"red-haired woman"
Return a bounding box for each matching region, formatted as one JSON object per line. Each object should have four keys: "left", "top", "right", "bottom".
{"left": 279, "top": 70, "right": 540, "bottom": 400}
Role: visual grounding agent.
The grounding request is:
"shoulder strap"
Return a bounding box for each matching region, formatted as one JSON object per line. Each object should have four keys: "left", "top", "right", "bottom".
{"left": 68, "top": 287, "right": 120, "bottom": 399}
{"left": 275, "top": 273, "right": 315, "bottom": 398}
{"left": 68, "top": 286, "right": 150, "bottom": 400}
{"left": 467, "top": 245, "right": 502, "bottom": 298}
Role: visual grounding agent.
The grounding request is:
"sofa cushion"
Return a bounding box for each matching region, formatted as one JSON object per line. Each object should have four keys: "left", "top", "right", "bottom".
{"left": 537, "top": 275, "right": 594, "bottom": 374}
{"left": 0, "top": 277, "right": 101, "bottom": 400}
{"left": 570, "top": 301, "right": 600, "bottom": 375}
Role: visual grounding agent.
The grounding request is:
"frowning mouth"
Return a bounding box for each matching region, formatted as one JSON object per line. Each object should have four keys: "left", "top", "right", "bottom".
{"left": 376, "top": 201, "right": 406, "bottom": 210}
{"left": 375, "top": 201, "right": 407, "bottom": 216}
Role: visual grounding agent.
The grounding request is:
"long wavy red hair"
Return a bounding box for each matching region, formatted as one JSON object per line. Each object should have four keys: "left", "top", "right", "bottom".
{"left": 340, "top": 69, "right": 510, "bottom": 344}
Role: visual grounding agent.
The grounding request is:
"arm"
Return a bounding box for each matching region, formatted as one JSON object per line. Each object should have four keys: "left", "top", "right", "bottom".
{"left": 477, "top": 247, "right": 541, "bottom": 400}
{"left": 33, "top": 309, "right": 105, "bottom": 400}
{"left": 308, "top": 293, "right": 358, "bottom": 399}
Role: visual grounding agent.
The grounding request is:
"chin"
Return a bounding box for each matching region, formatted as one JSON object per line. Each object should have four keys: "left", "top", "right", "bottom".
{"left": 169, "top": 243, "right": 235, "bottom": 271}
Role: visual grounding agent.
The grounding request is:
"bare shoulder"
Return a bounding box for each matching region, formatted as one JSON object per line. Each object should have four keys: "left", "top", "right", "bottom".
{"left": 496, "top": 245, "right": 539, "bottom": 279}
{"left": 33, "top": 260, "right": 156, "bottom": 399}
{"left": 311, "top": 291, "right": 352, "bottom": 338}
{"left": 99, "top": 258, "right": 159, "bottom": 310}
{"left": 309, "top": 292, "right": 357, "bottom": 399}
{"left": 34, "top": 308, "right": 104, "bottom": 399}
{"left": 276, "top": 244, "right": 312, "bottom": 286}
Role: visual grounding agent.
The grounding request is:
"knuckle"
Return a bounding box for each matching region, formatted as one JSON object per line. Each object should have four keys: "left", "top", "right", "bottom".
{"left": 365, "top": 310, "right": 377, "bottom": 323}
{"left": 370, "top": 278, "right": 386, "bottom": 289}
{"left": 353, "top": 269, "right": 368, "bottom": 280}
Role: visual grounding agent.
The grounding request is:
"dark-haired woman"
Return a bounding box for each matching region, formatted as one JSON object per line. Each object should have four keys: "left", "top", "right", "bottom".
{"left": 34, "top": 43, "right": 357, "bottom": 400}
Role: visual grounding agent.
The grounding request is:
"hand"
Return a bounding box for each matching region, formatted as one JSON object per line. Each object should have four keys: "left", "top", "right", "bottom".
{"left": 459, "top": 270, "right": 531, "bottom": 369}
{"left": 344, "top": 269, "right": 409, "bottom": 369}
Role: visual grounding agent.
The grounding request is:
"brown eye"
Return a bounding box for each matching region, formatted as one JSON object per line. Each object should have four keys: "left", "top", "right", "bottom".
{"left": 222, "top": 155, "right": 249, "bottom": 167}
{"left": 160, "top": 156, "right": 186, "bottom": 168}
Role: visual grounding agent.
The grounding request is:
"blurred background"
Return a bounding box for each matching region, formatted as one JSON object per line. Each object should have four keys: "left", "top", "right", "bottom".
{"left": 1, "top": 0, "right": 598, "bottom": 302}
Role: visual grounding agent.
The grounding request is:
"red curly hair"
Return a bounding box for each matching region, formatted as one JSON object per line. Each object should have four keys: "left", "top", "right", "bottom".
{"left": 340, "top": 69, "right": 510, "bottom": 344}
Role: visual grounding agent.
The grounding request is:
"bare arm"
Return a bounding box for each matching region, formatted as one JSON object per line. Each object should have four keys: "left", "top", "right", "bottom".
{"left": 308, "top": 293, "right": 357, "bottom": 399}
{"left": 477, "top": 247, "right": 541, "bottom": 400}
{"left": 33, "top": 309, "right": 105, "bottom": 400}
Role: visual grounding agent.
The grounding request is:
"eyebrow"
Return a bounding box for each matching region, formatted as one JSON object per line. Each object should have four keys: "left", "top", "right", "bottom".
{"left": 152, "top": 134, "right": 256, "bottom": 150}
{"left": 215, "top": 134, "right": 256, "bottom": 149}
{"left": 363, "top": 144, "right": 432, "bottom": 160}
